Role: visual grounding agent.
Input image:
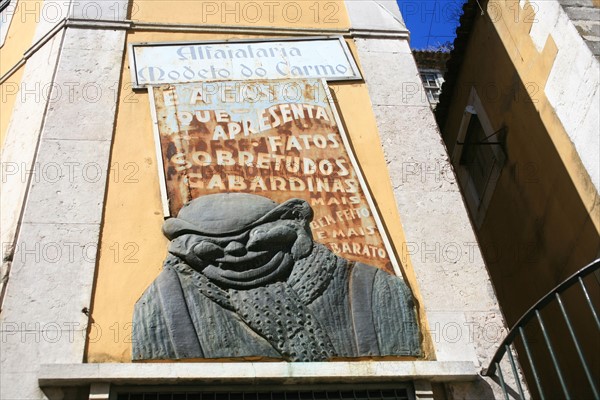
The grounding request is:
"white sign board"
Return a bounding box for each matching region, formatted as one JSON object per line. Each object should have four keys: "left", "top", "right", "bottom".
{"left": 128, "top": 36, "right": 362, "bottom": 88}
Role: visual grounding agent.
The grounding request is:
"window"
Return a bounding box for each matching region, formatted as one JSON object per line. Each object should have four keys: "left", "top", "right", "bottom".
{"left": 452, "top": 89, "right": 505, "bottom": 227}
{"left": 459, "top": 114, "right": 499, "bottom": 202}
{"left": 421, "top": 73, "right": 438, "bottom": 87}
{"left": 419, "top": 71, "right": 444, "bottom": 106}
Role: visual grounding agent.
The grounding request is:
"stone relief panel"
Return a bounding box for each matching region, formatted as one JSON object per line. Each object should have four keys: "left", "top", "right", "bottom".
{"left": 132, "top": 79, "right": 422, "bottom": 361}
{"left": 133, "top": 193, "right": 421, "bottom": 361}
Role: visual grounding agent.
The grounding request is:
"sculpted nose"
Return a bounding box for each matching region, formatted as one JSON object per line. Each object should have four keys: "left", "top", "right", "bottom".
{"left": 224, "top": 241, "right": 247, "bottom": 256}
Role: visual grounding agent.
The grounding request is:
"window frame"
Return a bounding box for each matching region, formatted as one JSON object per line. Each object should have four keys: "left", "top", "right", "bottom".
{"left": 419, "top": 69, "right": 444, "bottom": 105}
{"left": 451, "top": 88, "right": 505, "bottom": 228}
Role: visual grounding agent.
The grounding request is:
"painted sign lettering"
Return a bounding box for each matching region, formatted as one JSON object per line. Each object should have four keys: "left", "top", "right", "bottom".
{"left": 149, "top": 79, "right": 399, "bottom": 275}
{"left": 130, "top": 37, "right": 361, "bottom": 88}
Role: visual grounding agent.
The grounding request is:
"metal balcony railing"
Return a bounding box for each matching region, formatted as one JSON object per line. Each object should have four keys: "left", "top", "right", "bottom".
{"left": 483, "top": 258, "right": 600, "bottom": 400}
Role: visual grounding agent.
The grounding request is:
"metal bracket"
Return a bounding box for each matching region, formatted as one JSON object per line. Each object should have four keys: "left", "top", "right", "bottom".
{"left": 457, "top": 127, "right": 507, "bottom": 146}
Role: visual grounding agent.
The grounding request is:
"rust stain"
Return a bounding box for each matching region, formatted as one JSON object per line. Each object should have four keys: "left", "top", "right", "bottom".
{"left": 153, "top": 79, "right": 394, "bottom": 273}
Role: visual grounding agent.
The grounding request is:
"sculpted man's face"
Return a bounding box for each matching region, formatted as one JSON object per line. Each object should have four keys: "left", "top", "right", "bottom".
{"left": 172, "top": 218, "right": 313, "bottom": 289}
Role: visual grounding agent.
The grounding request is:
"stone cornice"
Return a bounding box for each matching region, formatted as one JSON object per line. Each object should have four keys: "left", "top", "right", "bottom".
{"left": 39, "top": 361, "right": 478, "bottom": 388}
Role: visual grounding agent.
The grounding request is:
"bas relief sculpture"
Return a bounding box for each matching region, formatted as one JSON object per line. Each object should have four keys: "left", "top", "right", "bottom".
{"left": 133, "top": 193, "right": 421, "bottom": 361}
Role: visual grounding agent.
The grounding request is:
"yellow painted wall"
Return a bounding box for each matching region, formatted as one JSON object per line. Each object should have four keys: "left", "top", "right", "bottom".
{"left": 0, "top": 66, "right": 24, "bottom": 149}
{"left": 489, "top": 0, "right": 599, "bottom": 234}
{"left": 131, "top": 0, "right": 350, "bottom": 29}
{"left": 0, "top": 0, "right": 43, "bottom": 149}
{"left": 86, "top": 27, "right": 432, "bottom": 362}
{"left": 443, "top": 0, "right": 600, "bottom": 324}
{"left": 0, "top": 0, "right": 42, "bottom": 77}
{"left": 439, "top": 1, "right": 599, "bottom": 397}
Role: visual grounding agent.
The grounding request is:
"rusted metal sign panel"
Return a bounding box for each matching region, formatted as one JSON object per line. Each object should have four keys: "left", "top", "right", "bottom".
{"left": 150, "top": 79, "right": 399, "bottom": 274}
{"left": 129, "top": 37, "right": 361, "bottom": 88}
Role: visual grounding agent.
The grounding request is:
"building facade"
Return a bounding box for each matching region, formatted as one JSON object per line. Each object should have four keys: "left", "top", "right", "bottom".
{"left": 436, "top": 0, "right": 600, "bottom": 398}
{"left": 1, "top": 0, "right": 528, "bottom": 399}
{"left": 413, "top": 50, "right": 450, "bottom": 108}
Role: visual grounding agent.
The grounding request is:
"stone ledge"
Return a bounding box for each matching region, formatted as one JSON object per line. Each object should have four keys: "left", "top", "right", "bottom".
{"left": 39, "top": 361, "right": 478, "bottom": 387}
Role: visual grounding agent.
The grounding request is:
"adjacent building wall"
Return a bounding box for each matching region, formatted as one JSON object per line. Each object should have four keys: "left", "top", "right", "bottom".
{"left": 500, "top": 0, "right": 599, "bottom": 221}
{"left": 438, "top": 0, "right": 600, "bottom": 397}
{"left": 442, "top": 0, "right": 599, "bottom": 328}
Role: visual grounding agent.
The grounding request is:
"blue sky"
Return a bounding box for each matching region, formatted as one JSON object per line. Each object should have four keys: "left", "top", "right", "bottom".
{"left": 396, "top": 0, "right": 466, "bottom": 49}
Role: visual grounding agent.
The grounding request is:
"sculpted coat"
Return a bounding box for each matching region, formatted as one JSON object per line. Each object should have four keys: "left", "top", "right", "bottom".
{"left": 132, "top": 193, "right": 420, "bottom": 361}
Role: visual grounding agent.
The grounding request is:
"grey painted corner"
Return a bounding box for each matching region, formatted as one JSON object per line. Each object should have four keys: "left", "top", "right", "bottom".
{"left": 0, "top": 23, "right": 127, "bottom": 400}
{"left": 0, "top": 23, "right": 64, "bottom": 309}
{"left": 344, "top": 0, "right": 407, "bottom": 33}
{"left": 348, "top": 31, "right": 529, "bottom": 398}
{"left": 0, "top": 3, "right": 129, "bottom": 394}
{"left": 68, "top": 0, "right": 130, "bottom": 21}
{"left": 0, "top": 0, "right": 131, "bottom": 302}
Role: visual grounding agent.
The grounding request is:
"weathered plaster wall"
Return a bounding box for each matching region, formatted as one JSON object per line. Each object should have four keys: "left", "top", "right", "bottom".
{"left": 558, "top": 0, "right": 600, "bottom": 58}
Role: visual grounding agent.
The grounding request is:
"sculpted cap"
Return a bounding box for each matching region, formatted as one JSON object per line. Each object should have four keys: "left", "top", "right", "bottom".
{"left": 163, "top": 193, "right": 313, "bottom": 238}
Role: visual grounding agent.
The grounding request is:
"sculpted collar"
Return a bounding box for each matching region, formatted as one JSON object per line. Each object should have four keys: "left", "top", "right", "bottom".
{"left": 172, "top": 243, "right": 343, "bottom": 309}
